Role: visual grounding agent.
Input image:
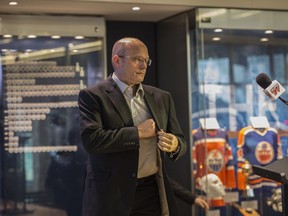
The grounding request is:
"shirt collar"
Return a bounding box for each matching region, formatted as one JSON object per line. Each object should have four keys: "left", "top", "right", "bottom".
{"left": 112, "top": 73, "right": 144, "bottom": 97}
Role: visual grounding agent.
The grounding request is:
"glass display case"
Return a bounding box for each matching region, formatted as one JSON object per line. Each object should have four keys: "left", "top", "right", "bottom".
{"left": 191, "top": 8, "right": 288, "bottom": 216}
{"left": 0, "top": 15, "right": 106, "bottom": 215}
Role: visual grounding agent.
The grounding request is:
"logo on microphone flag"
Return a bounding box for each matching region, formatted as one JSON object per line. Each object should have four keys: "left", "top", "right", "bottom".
{"left": 264, "top": 80, "right": 285, "bottom": 101}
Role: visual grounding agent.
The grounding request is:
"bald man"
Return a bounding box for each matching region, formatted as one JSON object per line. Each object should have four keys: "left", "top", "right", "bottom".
{"left": 78, "top": 37, "right": 187, "bottom": 216}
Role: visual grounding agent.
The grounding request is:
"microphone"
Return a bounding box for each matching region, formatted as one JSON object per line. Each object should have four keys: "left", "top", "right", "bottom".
{"left": 256, "top": 73, "right": 288, "bottom": 105}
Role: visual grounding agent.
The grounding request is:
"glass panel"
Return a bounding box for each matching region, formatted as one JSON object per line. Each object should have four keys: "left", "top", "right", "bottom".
{"left": 0, "top": 15, "right": 105, "bottom": 216}
{"left": 191, "top": 8, "right": 287, "bottom": 216}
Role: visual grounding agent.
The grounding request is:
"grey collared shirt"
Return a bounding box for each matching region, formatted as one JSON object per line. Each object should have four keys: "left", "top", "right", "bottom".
{"left": 112, "top": 73, "right": 158, "bottom": 178}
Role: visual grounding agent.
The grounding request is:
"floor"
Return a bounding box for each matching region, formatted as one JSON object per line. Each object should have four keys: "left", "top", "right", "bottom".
{"left": 0, "top": 202, "right": 66, "bottom": 216}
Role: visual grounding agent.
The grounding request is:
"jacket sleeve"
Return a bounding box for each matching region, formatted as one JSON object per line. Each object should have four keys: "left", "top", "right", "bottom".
{"left": 169, "top": 177, "right": 196, "bottom": 205}
{"left": 78, "top": 88, "right": 140, "bottom": 154}
{"left": 166, "top": 93, "right": 187, "bottom": 161}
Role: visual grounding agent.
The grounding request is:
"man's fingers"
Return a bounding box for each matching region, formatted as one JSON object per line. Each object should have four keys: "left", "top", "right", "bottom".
{"left": 157, "top": 142, "right": 172, "bottom": 152}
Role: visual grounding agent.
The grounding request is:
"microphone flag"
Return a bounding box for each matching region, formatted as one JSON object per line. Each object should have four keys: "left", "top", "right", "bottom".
{"left": 264, "top": 80, "right": 285, "bottom": 101}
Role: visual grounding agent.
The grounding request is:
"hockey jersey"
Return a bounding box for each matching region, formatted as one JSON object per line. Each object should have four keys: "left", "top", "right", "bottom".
{"left": 192, "top": 128, "right": 236, "bottom": 207}
{"left": 237, "top": 126, "right": 282, "bottom": 190}
{"left": 237, "top": 126, "right": 283, "bottom": 216}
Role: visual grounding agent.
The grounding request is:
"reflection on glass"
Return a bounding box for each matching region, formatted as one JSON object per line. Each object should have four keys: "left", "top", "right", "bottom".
{"left": 192, "top": 8, "right": 288, "bottom": 216}
{"left": 0, "top": 35, "right": 104, "bottom": 215}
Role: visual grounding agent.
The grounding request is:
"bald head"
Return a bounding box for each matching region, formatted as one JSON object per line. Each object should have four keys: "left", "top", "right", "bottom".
{"left": 111, "top": 38, "right": 148, "bottom": 68}
{"left": 111, "top": 37, "right": 149, "bottom": 85}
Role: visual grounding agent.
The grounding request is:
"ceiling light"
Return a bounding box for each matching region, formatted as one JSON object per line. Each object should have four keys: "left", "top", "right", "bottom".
{"left": 212, "top": 37, "right": 221, "bottom": 41}
{"left": 132, "top": 6, "right": 140, "bottom": 11}
{"left": 75, "top": 36, "right": 84, "bottom": 39}
{"left": 214, "top": 29, "right": 223, "bottom": 32}
{"left": 9, "top": 1, "right": 18, "bottom": 6}
{"left": 27, "top": 35, "right": 37, "bottom": 39}
{"left": 3, "top": 34, "right": 12, "bottom": 38}
{"left": 265, "top": 30, "right": 273, "bottom": 34}
{"left": 51, "top": 35, "right": 61, "bottom": 39}
{"left": 260, "top": 38, "right": 269, "bottom": 42}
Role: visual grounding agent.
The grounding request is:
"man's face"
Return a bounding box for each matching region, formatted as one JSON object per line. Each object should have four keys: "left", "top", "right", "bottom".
{"left": 114, "top": 43, "right": 149, "bottom": 86}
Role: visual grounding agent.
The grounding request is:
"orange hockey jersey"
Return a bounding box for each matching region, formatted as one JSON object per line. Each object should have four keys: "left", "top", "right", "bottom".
{"left": 192, "top": 128, "right": 236, "bottom": 206}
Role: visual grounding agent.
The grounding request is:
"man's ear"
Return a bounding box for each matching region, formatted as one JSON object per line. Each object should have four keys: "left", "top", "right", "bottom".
{"left": 112, "top": 55, "right": 121, "bottom": 68}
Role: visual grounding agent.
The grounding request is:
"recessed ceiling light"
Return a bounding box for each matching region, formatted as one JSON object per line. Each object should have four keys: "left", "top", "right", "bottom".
{"left": 9, "top": 1, "right": 18, "bottom": 6}
{"left": 75, "top": 36, "right": 84, "bottom": 39}
{"left": 3, "top": 34, "right": 12, "bottom": 38}
{"left": 265, "top": 30, "right": 273, "bottom": 34}
{"left": 27, "top": 35, "right": 37, "bottom": 38}
{"left": 212, "top": 37, "right": 221, "bottom": 41}
{"left": 214, "top": 29, "right": 223, "bottom": 32}
{"left": 51, "top": 35, "right": 61, "bottom": 39}
{"left": 132, "top": 6, "right": 140, "bottom": 11}
{"left": 260, "top": 38, "right": 269, "bottom": 42}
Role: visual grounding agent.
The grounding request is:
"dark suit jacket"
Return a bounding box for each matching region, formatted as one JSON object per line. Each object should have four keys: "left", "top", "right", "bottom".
{"left": 78, "top": 76, "right": 187, "bottom": 216}
{"left": 169, "top": 177, "right": 196, "bottom": 205}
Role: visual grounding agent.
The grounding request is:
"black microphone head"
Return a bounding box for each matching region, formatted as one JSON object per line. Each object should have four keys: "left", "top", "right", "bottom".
{"left": 256, "top": 73, "right": 272, "bottom": 89}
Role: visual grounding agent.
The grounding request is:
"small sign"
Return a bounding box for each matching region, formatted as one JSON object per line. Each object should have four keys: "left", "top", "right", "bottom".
{"left": 241, "top": 200, "right": 258, "bottom": 210}
{"left": 207, "top": 209, "right": 220, "bottom": 216}
{"left": 250, "top": 116, "right": 270, "bottom": 128}
{"left": 199, "top": 118, "right": 220, "bottom": 130}
{"left": 224, "top": 191, "right": 239, "bottom": 203}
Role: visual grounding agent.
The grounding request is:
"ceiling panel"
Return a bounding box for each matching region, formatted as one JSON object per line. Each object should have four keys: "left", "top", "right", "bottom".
{"left": 0, "top": 0, "right": 288, "bottom": 22}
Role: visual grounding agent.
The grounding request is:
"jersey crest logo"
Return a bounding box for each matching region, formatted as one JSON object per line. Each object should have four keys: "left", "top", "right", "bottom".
{"left": 207, "top": 149, "right": 224, "bottom": 173}
{"left": 255, "top": 141, "right": 274, "bottom": 164}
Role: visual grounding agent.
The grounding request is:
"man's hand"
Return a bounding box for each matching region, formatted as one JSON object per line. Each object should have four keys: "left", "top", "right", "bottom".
{"left": 157, "top": 129, "right": 179, "bottom": 152}
{"left": 137, "top": 119, "right": 157, "bottom": 138}
{"left": 195, "top": 197, "right": 209, "bottom": 210}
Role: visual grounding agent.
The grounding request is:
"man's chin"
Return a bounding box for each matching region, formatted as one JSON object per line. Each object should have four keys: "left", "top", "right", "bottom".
{"left": 136, "top": 77, "right": 145, "bottom": 83}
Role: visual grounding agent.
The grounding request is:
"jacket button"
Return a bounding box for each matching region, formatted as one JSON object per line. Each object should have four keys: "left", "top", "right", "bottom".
{"left": 131, "top": 173, "right": 136, "bottom": 178}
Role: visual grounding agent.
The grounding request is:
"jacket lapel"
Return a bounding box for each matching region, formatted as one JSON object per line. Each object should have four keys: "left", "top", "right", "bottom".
{"left": 143, "top": 87, "right": 162, "bottom": 130}
{"left": 105, "top": 77, "right": 134, "bottom": 126}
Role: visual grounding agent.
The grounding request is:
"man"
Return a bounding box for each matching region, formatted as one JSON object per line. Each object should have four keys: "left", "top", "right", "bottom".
{"left": 78, "top": 37, "right": 187, "bottom": 216}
